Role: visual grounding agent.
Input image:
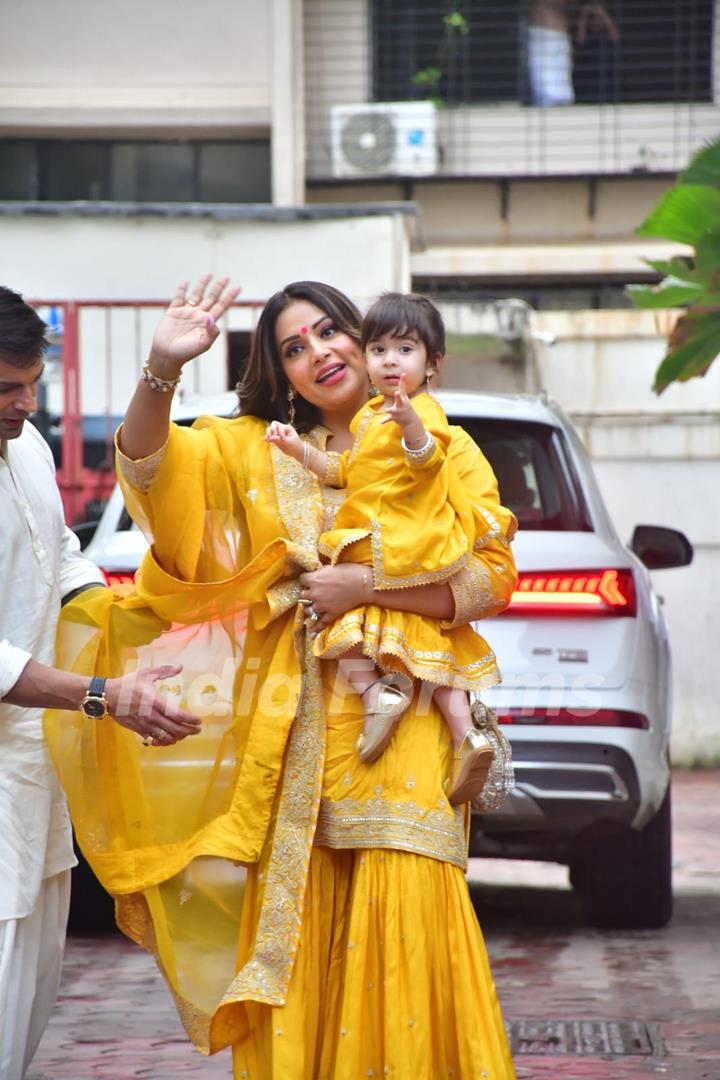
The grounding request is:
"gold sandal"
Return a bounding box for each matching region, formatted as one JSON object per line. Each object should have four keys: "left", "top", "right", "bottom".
{"left": 446, "top": 729, "right": 495, "bottom": 806}
{"left": 356, "top": 672, "right": 414, "bottom": 764}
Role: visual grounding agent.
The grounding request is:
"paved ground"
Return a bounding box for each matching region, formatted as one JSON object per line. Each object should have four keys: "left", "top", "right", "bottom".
{"left": 28, "top": 769, "right": 720, "bottom": 1079}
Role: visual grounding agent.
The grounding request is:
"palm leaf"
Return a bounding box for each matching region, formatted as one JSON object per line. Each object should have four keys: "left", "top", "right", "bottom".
{"left": 653, "top": 309, "right": 720, "bottom": 393}
{"left": 680, "top": 139, "right": 720, "bottom": 188}
{"left": 643, "top": 256, "right": 698, "bottom": 280}
{"left": 695, "top": 228, "right": 720, "bottom": 285}
{"left": 628, "top": 280, "right": 704, "bottom": 309}
{"left": 637, "top": 186, "right": 720, "bottom": 246}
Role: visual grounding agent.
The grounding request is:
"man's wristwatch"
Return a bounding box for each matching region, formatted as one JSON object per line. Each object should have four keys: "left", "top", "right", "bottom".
{"left": 79, "top": 676, "right": 109, "bottom": 719}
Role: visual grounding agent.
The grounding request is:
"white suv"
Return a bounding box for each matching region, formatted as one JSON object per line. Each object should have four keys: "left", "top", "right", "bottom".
{"left": 80, "top": 390, "right": 692, "bottom": 930}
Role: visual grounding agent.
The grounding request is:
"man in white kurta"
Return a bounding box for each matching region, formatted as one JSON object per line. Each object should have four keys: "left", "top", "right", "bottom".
{"left": 0, "top": 419, "right": 105, "bottom": 1079}
{"left": 0, "top": 285, "right": 203, "bottom": 1079}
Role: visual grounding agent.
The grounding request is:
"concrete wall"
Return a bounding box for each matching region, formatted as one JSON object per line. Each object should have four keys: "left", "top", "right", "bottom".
{"left": 0, "top": 0, "right": 271, "bottom": 132}
{"left": 309, "top": 177, "right": 677, "bottom": 248}
{"left": 0, "top": 209, "right": 412, "bottom": 414}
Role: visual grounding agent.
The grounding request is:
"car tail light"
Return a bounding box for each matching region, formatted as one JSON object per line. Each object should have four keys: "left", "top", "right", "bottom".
{"left": 103, "top": 570, "right": 136, "bottom": 588}
{"left": 507, "top": 569, "right": 636, "bottom": 616}
{"left": 497, "top": 707, "right": 649, "bottom": 729}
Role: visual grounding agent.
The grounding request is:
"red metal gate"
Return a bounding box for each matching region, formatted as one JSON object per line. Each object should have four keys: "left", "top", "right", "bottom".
{"left": 30, "top": 298, "right": 263, "bottom": 524}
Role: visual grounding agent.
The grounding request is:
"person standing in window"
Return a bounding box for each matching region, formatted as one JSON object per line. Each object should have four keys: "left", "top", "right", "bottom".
{"left": 527, "top": 0, "right": 619, "bottom": 106}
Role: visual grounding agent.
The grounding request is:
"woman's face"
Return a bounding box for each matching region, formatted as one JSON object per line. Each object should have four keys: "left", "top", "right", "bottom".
{"left": 275, "top": 299, "right": 367, "bottom": 422}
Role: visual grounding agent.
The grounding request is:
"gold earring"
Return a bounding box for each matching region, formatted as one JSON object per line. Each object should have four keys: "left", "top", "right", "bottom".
{"left": 287, "top": 386, "right": 296, "bottom": 425}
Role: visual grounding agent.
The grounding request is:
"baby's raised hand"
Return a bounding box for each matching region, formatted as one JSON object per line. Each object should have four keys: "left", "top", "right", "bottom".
{"left": 382, "top": 373, "right": 417, "bottom": 426}
{"left": 265, "top": 421, "right": 302, "bottom": 458}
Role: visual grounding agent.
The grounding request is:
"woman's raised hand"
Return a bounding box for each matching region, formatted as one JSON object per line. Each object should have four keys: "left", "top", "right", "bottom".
{"left": 149, "top": 275, "right": 241, "bottom": 370}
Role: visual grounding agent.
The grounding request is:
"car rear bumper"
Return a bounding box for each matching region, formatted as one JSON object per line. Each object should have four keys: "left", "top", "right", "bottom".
{"left": 470, "top": 739, "right": 643, "bottom": 861}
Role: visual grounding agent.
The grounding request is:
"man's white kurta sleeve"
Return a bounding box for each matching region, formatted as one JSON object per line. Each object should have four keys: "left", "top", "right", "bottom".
{"left": 58, "top": 525, "right": 105, "bottom": 599}
{"left": 0, "top": 639, "right": 32, "bottom": 700}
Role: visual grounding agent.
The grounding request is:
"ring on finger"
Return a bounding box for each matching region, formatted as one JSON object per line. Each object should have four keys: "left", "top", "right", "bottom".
{"left": 142, "top": 734, "right": 155, "bottom": 747}
{"left": 298, "top": 597, "right": 313, "bottom": 607}
{"left": 186, "top": 298, "right": 199, "bottom": 307}
{"left": 308, "top": 606, "right": 319, "bottom": 623}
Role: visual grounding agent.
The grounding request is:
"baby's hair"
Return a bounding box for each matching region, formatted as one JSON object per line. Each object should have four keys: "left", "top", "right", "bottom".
{"left": 361, "top": 292, "right": 445, "bottom": 368}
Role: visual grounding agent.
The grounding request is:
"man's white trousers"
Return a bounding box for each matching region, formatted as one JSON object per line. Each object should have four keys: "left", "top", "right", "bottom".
{"left": 0, "top": 871, "right": 71, "bottom": 1080}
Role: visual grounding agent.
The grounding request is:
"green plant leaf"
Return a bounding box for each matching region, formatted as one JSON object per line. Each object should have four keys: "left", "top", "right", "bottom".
{"left": 680, "top": 138, "right": 720, "bottom": 188}
{"left": 628, "top": 281, "right": 704, "bottom": 308}
{"left": 444, "top": 12, "right": 470, "bottom": 34}
{"left": 695, "top": 229, "right": 720, "bottom": 288}
{"left": 412, "top": 66, "right": 442, "bottom": 87}
{"left": 637, "top": 185, "right": 720, "bottom": 245}
{"left": 653, "top": 309, "right": 720, "bottom": 393}
{"left": 643, "top": 256, "right": 698, "bottom": 280}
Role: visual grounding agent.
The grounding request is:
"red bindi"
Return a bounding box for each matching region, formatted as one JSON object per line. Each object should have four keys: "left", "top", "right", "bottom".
{"left": 299, "top": 325, "right": 309, "bottom": 335}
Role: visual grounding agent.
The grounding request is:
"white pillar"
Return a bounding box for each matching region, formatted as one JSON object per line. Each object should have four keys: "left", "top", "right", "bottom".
{"left": 271, "top": 0, "right": 305, "bottom": 206}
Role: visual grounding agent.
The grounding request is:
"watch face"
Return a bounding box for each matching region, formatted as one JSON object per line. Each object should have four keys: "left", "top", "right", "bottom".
{"left": 82, "top": 697, "right": 106, "bottom": 719}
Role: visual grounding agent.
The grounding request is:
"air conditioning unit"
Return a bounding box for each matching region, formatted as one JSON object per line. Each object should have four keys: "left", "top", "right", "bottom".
{"left": 330, "top": 102, "right": 438, "bottom": 179}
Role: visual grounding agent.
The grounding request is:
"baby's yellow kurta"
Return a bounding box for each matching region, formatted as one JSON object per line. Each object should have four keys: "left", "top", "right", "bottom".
{"left": 314, "top": 392, "right": 517, "bottom": 690}
{"left": 45, "top": 415, "right": 518, "bottom": 1079}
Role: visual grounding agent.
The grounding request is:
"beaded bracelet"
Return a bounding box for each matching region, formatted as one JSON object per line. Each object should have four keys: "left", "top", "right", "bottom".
{"left": 141, "top": 363, "right": 182, "bottom": 393}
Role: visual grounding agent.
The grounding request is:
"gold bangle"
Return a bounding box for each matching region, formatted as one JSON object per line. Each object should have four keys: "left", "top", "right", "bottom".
{"left": 141, "top": 363, "right": 181, "bottom": 393}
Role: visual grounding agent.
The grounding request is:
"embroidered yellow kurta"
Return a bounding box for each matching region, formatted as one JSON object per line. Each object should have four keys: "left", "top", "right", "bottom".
{"left": 314, "top": 392, "right": 517, "bottom": 690}
{"left": 44, "top": 414, "right": 518, "bottom": 1078}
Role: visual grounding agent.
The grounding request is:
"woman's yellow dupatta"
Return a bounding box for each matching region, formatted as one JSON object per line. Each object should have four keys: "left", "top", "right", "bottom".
{"left": 44, "top": 416, "right": 329, "bottom": 1052}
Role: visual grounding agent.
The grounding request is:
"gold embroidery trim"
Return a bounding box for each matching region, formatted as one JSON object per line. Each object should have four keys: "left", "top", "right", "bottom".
{"left": 270, "top": 435, "right": 324, "bottom": 573}
{"left": 347, "top": 404, "right": 377, "bottom": 466}
{"left": 473, "top": 504, "right": 510, "bottom": 549}
{"left": 324, "top": 451, "right": 344, "bottom": 488}
{"left": 314, "top": 610, "right": 500, "bottom": 690}
{"left": 443, "top": 559, "right": 498, "bottom": 629}
{"left": 318, "top": 527, "right": 370, "bottom": 564}
{"left": 215, "top": 437, "right": 330, "bottom": 1008}
{"left": 115, "top": 434, "right": 168, "bottom": 493}
{"left": 314, "top": 796, "right": 468, "bottom": 870}
{"left": 266, "top": 579, "right": 303, "bottom": 623}
{"left": 219, "top": 632, "right": 326, "bottom": 1008}
{"left": 370, "top": 519, "right": 470, "bottom": 590}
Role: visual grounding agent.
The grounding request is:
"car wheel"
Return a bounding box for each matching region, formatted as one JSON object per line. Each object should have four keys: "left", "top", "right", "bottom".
{"left": 575, "top": 785, "right": 673, "bottom": 930}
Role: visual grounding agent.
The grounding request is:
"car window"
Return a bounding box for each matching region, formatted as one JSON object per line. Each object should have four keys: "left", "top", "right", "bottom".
{"left": 450, "top": 417, "right": 593, "bottom": 532}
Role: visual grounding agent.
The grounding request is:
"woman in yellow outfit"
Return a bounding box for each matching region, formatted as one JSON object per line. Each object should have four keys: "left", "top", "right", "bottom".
{"left": 45, "top": 276, "right": 518, "bottom": 1079}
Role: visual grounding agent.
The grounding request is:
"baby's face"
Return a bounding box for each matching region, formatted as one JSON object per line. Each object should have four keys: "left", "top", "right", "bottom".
{"left": 365, "top": 330, "right": 429, "bottom": 397}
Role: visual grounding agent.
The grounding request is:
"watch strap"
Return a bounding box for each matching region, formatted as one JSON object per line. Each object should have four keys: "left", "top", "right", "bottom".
{"left": 88, "top": 676, "right": 107, "bottom": 697}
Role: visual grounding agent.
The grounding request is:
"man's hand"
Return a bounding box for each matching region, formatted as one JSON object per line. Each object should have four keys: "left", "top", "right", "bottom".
{"left": 105, "top": 664, "right": 202, "bottom": 747}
